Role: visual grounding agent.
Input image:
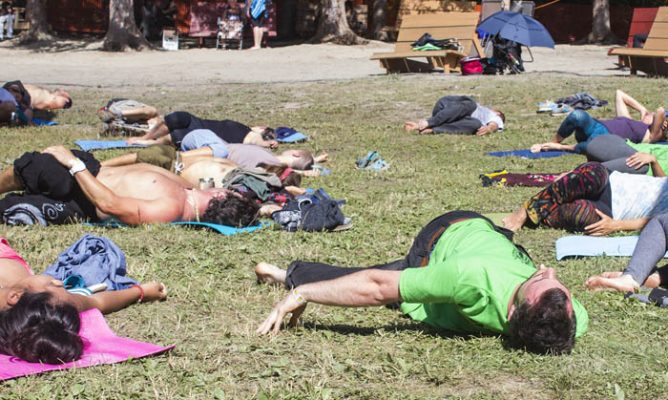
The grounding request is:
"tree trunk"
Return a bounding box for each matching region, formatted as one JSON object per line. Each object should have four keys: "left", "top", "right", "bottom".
{"left": 371, "top": 0, "right": 387, "bottom": 41}
{"left": 103, "top": 0, "right": 151, "bottom": 51}
{"left": 312, "top": 0, "right": 367, "bottom": 45}
{"left": 21, "top": 0, "right": 52, "bottom": 43}
{"left": 587, "top": 0, "right": 617, "bottom": 44}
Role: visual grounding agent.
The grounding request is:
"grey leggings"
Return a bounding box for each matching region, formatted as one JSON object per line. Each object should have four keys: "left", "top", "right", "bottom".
{"left": 427, "top": 95, "right": 482, "bottom": 134}
{"left": 585, "top": 134, "right": 649, "bottom": 175}
{"left": 625, "top": 213, "right": 668, "bottom": 286}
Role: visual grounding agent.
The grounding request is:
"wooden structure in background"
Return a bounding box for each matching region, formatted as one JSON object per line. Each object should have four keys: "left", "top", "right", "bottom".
{"left": 609, "top": 7, "right": 668, "bottom": 76}
{"left": 371, "top": 11, "right": 482, "bottom": 74}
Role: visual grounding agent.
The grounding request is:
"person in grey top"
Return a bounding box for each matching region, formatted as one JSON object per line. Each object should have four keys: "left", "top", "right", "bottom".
{"left": 586, "top": 213, "right": 668, "bottom": 292}
{"left": 404, "top": 95, "right": 505, "bottom": 136}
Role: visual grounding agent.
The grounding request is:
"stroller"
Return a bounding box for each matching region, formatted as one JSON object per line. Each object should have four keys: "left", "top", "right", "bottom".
{"left": 482, "top": 36, "right": 525, "bottom": 75}
{"left": 216, "top": 2, "right": 244, "bottom": 50}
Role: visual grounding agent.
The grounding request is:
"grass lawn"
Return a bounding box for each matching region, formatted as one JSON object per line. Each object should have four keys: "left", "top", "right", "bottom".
{"left": 2, "top": 74, "right": 668, "bottom": 399}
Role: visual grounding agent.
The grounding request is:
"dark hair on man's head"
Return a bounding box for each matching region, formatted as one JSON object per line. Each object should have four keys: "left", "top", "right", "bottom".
{"left": 496, "top": 109, "right": 506, "bottom": 123}
{"left": 261, "top": 127, "right": 276, "bottom": 141}
{"left": 0, "top": 291, "right": 83, "bottom": 364}
{"left": 64, "top": 98, "right": 73, "bottom": 109}
{"left": 202, "top": 194, "right": 260, "bottom": 227}
{"left": 508, "top": 288, "right": 576, "bottom": 355}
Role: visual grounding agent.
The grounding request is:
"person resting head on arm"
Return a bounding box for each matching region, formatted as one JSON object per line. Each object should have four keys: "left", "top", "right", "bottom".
{"left": 0, "top": 239, "right": 166, "bottom": 363}
{"left": 404, "top": 95, "right": 504, "bottom": 136}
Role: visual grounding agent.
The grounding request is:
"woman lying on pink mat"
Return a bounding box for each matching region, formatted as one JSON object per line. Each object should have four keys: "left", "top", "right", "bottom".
{"left": 0, "top": 238, "right": 167, "bottom": 363}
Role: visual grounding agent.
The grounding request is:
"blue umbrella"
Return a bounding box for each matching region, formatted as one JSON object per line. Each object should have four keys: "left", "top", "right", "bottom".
{"left": 477, "top": 11, "right": 555, "bottom": 48}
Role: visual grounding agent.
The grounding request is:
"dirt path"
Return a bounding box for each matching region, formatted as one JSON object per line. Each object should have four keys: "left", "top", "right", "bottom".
{"left": 0, "top": 39, "right": 628, "bottom": 88}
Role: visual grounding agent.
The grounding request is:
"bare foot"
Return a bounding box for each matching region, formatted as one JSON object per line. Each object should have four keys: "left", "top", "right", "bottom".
{"left": 585, "top": 273, "right": 639, "bottom": 292}
{"left": 254, "top": 262, "right": 287, "bottom": 285}
{"left": 503, "top": 207, "right": 528, "bottom": 232}
{"left": 404, "top": 121, "right": 419, "bottom": 132}
{"left": 591, "top": 271, "right": 661, "bottom": 288}
{"left": 645, "top": 272, "right": 661, "bottom": 288}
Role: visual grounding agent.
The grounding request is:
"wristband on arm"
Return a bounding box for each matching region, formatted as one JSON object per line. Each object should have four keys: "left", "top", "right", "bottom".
{"left": 132, "top": 284, "right": 145, "bottom": 303}
{"left": 68, "top": 158, "right": 87, "bottom": 176}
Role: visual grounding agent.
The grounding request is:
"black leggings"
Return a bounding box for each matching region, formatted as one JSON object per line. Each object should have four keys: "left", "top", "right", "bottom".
{"left": 285, "top": 211, "right": 513, "bottom": 288}
{"left": 165, "top": 111, "right": 251, "bottom": 146}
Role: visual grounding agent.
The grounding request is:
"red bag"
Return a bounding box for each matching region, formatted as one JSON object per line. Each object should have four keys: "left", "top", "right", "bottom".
{"left": 460, "top": 57, "right": 483, "bottom": 75}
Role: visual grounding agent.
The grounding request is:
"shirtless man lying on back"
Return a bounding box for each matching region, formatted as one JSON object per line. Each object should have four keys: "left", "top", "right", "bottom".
{"left": 24, "top": 84, "right": 72, "bottom": 111}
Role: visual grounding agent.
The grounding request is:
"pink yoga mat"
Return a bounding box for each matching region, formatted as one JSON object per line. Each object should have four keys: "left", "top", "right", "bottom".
{"left": 0, "top": 309, "right": 174, "bottom": 381}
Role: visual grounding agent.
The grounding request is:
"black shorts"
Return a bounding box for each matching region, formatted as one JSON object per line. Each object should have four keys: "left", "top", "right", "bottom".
{"left": 250, "top": 15, "right": 265, "bottom": 28}
{"left": 7, "top": 150, "right": 102, "bottom": 223}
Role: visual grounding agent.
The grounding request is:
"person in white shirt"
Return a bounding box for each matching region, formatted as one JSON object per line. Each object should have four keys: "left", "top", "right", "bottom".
{"left": 404, "top": 95, "right": 505, "bottom": 136}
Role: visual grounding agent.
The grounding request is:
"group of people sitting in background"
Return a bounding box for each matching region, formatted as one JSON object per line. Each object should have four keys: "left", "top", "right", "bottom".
{"left": 1, "top": 87, "right": 668, "bottom": 366}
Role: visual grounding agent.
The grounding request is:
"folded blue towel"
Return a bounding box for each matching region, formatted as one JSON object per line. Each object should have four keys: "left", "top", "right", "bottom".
{"left": 85, "top": 219, "right": 269, "bottom": 235}
{"left": 555, "top": 235, "right": 668, "bottom": 260}
{"left": 33, "top": 118, "right": 58, "bottom": 126}
{"left": 486, "top": 149, "right": 574, "bottom": 159}
{"left": 75, "top": 140, "right": 148, "bottom": 152}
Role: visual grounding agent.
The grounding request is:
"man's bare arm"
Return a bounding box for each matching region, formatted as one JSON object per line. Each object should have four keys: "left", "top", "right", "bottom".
{"left": 42, "top": 146, "right": 178, "bottom": 224}
{"left": 257, "top": 269, "right": 401, "bottom": 335}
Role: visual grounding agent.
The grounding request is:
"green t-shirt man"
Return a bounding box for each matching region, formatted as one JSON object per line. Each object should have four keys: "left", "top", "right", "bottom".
{"left": 399, "top": 218, "right": 588, "bottom": 337}
{"left": 628, "top": 141, "right": 668, "bottom": 176}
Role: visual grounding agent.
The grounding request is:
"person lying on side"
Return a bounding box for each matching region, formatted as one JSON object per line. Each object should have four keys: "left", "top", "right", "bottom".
{"left": 503, "top": 162, "right": 668, "bottom": 236}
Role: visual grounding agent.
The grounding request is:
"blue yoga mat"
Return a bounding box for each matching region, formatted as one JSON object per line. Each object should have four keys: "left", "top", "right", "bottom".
{"left": 85, "top": 219, "right": 269, "bottom": 235}
{"left": 33, "top": 118, "right": 58, "bottom": 126}
{"left": 75, "top": 140, "right": 148, "bottom": 152}
{"left": 171, "top": 221, "right": 269, "bottom": 235}
{"left": 555, "top": 235, "right": 668, "bottom": 260}
{"left": 486, "top": 149, "right": 575, "bottom": 159}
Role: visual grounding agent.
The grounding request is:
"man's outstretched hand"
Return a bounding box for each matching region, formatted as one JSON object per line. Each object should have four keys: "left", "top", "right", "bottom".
{"left": 43, "top": 145, "right": 77, "bottom": 166}
{"left": 257, "top": 290, "right": 307, "bottom": 335}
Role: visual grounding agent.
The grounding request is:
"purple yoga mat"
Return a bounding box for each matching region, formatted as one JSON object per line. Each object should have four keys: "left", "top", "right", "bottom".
{"left": 0, "top": 309, "right": 174, "bottom": 381}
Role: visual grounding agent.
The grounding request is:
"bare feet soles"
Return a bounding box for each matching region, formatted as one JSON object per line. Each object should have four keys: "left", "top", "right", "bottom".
{"left": 502, "top": 207, "right": 528, "bottom": 232}
{"left": 586, "top": 271, "right": 660, "bottom": 292}
{"left": 404, "top": 121, "right": 433, "bottom": 134}
{"left": 585, "top": 273, "right": 640, "bottom": 292}
{"left": 404, "top": 121, "right": 419, "bottom": 132}
{"left": 255, "top": 262, "right": 287, "bottom": 285}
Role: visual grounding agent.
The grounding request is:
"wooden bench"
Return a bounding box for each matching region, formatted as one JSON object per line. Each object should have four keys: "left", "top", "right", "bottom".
{"left": 609, "top": 7, "right": 668, "bottom": 76}
{"left": 371, "top": 12, "right": 483, "bottom": 74}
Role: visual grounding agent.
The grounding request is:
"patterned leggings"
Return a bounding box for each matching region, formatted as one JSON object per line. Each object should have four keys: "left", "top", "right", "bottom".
{"left": 524, "top": 162, "right": 610, "bottom": 232}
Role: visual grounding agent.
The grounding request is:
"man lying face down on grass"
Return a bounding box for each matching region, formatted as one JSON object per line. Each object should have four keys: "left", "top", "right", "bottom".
{"left": 255, "top": 211, "right": 588, "bottom": 355}
{"left": 0, "top": 146, "right": 259, "bottom": 227}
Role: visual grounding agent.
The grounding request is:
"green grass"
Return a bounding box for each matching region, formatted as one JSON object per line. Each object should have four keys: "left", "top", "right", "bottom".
{"left": 2, "top": 74, "right": 668, "bottom": 399}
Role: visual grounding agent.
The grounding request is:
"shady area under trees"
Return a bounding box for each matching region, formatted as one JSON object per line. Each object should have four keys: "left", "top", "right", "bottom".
{"left": 7, "top": 0, "right": 668, "bottom": 52}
